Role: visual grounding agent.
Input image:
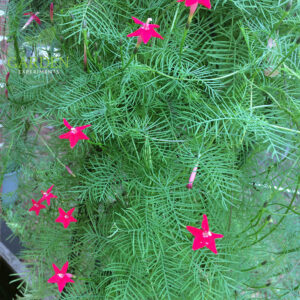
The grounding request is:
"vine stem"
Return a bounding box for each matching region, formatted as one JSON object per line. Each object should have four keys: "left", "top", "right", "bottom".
{"left": 268, "top": 42, "right": 300, "bottom": 77}
{"left": 164, "top": 3, "right": 180, "bottom": 49}
{"left": 179, "top": 4, "right": 197, "bottom": 65}
{"left": 122, "top": 37, "right": 142, "bottom": 72}
{"left": 242, "top": 176, "right": 300, "bottom": 249}
{"left": 32, "top": 126, "right": 76, "bottom": 177}
{"left": 179, "top": 26, "right": 189, "bottom": 59}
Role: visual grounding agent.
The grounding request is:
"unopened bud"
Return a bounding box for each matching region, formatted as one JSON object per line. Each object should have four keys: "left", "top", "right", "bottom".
{"left": 5, "top": 72, "right": 10, "bottom": 85}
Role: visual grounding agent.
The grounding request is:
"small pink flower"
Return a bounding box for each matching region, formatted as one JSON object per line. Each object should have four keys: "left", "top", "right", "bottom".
{"left": 186, "top": 166, "right": 198, "bottom": 189}
{"left": 127, "top": 17, "right": 164, "bottom": 44}
{"left": 47, "top": 261, "right": 74, "bottom": 293}
{"left": 22, "top": 12, "right": 41, "bottom": 30}
{"left": 40, "top": 184, "right": 57, "bottom": 206}
{"left": 177, "top": 0, "right": 211, "bottom": 10}
{"left": 59, "top": 119, "right": 91, "bottom": 149}
{"left": 28, "top": 199, "right": 46, "bottom": 216}
{"left": 5, "top": 72, "right": 9, "bottom": 85}
{"left": 50, "top": 3, "right": 54, "bottom": 22}
{"left": 186, "top": 214, "right": 223, "bottom": 254}
{"left": 55, "top": 208, "right": 78, "bottom": 228}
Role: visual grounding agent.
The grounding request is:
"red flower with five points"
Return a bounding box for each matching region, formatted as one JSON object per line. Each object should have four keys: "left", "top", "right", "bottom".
{"left": 59, "top": 119, "right": 91, "bottom": 149}
{"left": 40, "top": 184, "right": 57, "bottom": 206}
{"left": 177, "top": 0, "right": 211, "bottom": 9}
{"left": 127, "top": 17, "right": 164, "bottom": 44}
{"left": 28, "top": 199, "right": 46, "bottom": 216}
{"left": 186, "top": 214, "right": 223, "bottom": 254}
{"left": 55, "top": 208, "right": 78, "bottom": 228}
{"left": 47, "top": 261, "right": 74, "bottom": 293}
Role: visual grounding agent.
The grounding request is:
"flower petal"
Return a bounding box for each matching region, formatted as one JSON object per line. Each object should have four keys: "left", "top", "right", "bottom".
{"left": 61, "top": 261, "right": 69, "bottom": 273}
{"left": 186, "top": 226, "right": 203, "bottom": 237}
{"left": 63, "top": 119, "right": 72, "bottom": 129}
{"left": 131, "top": 17, "right": 144, "bottom": 25}
{"left": 58, "top": 208, "right": 66, "bottom": 215}
{"left": 199, "top": 0, "right": 211, "bottom": 9}
{"left": 47, "top": 184, "right": 54, "bottom": 193}
{"left": 69, "top": 135, "right": 79, "bottom": 148}
{"left": 201, "top": 214, "right": 209, "bottom": 231}
{"left": 52, "top": 263, "right": 60, "bottom": 274}
{"left": 192, "top": 237, "right": 205, "bottom": 250}
{"left": 59, "top": 132, "right": 72, "bottom": 139}
{"left": 67, "top": 208, "right": 75, "bottom": 215}
{"left": 205, "top": 239, "right": 218, "bottom": 254}
{"left": 76, "top": 124, "right": 91, "bottom": 131}
{"left": 48, "top": 274, "right": 58, "bottom": 283}
{"left": 127, "top": 29, "right": 143, "bottom": 38}
{"left": 57, "top": 279, "right": 67, "bottom": 293}
{"left": 76, "top": 131, "right": 89, "bottom": 140}
{"left": 212, "top": 233, "right": 224, "bottom": 239}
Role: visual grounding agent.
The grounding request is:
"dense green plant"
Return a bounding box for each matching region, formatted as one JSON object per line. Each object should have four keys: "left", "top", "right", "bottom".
{"left": 1, "top": 0, "right": 299, "bottom": 299}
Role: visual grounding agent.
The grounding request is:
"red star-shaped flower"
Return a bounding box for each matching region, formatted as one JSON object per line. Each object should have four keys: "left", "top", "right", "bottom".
{"left": 127, "top": 17, "right": 164, "bottom": 44}
{"left": 40, "top": 184, "right": 57, "bottom": 206}
{"left": 47, "top": 261, "right": 74, "bottom": 293}
{"left": 59, "top": 119, "right": 91, "bottom": 149}
{"left": 186, "top": 214, "right": 223, "bottom": 254}
{"left": 177, "top": 0, "right": 211, "bottom": 9}
{"left": 28, "top": 199, "right": 46, "bottom": 216}
{"left": 55, "top": 208, "right": 78, "bottom": 228}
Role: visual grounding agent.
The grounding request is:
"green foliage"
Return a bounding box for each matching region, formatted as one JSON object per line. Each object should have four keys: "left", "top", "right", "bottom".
{"left": 1, "top": 0, "right": 299, "bottom": 299}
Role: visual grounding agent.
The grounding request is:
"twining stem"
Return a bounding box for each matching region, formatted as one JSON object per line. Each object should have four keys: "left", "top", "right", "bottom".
{"left": 268, "top": 42, "right": 300, "bottom": 77}
{"left": 32, "top": 126, "right": 76, "bottom": 177}
{"left": 120, "top": 40, "right": 124, "bottom": 68}
{"left": 242, "top": 176, "right": 300, "bottom": 249}
{"left": 179, "top": 25, "right": 189, "bottom": 59}
{"left": 122, "top": 39, "right": 142, "bottom": 72}
{"left": 179, "top": 5, "right": 197, "bottom": 65}
{"left": 164, "top": 3, "right": 180, "bottom": 49}
{"left": 122, "top": 52, "right": 136, "bottom": 72}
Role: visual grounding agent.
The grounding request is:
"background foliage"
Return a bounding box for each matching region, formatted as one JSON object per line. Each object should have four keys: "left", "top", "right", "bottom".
{"left": 1, "top": 0, "right": 299, "bottom": 299}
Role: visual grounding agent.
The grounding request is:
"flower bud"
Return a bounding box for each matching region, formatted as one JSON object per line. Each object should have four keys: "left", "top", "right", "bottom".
{"left": 5, "top": 72, "right": 10, "bottom": 85}
{"left": 50, "top": 3, "right": 54, "bottom": 22}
